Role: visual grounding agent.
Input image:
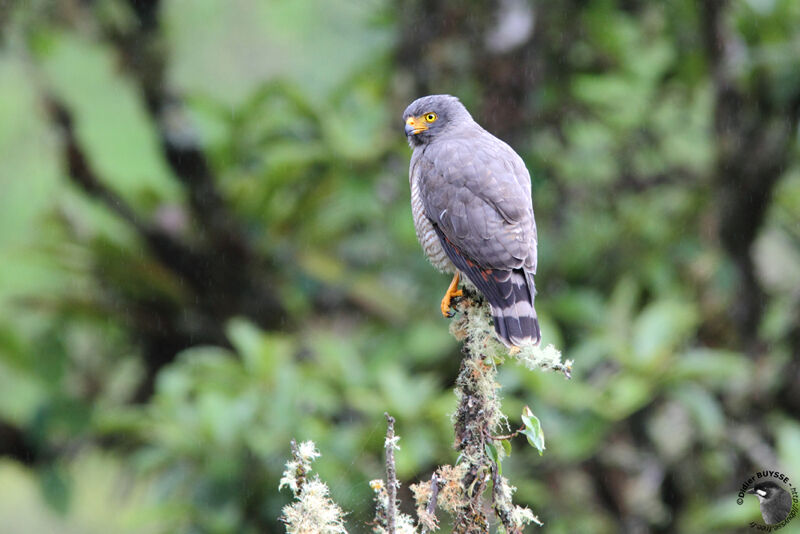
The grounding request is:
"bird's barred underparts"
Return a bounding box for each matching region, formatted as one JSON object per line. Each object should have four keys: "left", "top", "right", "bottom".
{"left": 410, "top": 164, "right": 453, "bottom": 273}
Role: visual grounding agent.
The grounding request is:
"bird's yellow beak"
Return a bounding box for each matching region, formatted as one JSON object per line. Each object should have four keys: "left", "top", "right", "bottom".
{"left": 405, "top": 116, "right": 428, "bottom": 135}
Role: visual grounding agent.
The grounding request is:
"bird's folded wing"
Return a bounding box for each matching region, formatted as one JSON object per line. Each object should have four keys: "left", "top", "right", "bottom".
{"left": 419, "top": 138, "right": 537, "bottom": 272}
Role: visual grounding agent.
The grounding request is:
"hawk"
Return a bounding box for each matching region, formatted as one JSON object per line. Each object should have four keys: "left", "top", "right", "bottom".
{"left": 404, "top": 94, "right": 541, "bottom": 347}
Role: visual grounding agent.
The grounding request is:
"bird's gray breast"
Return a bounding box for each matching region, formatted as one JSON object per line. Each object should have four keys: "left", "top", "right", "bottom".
{"left": 410, "top": 154, "right": 454, "bottom": 273}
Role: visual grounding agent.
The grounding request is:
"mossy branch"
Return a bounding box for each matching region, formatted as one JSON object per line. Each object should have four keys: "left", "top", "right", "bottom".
{"left": 280, "top": 288, "right": 569, "bottom": 533}
{"left": 449, "top": 288, "right": 571, "bottom": 379}
{"left": 279, "top": 440, "right": 347, "bottom": 534}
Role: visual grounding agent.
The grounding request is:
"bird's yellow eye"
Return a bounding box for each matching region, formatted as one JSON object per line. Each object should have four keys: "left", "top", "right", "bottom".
{"left": 424, "top": 112, "right": 437, "bottom": 123}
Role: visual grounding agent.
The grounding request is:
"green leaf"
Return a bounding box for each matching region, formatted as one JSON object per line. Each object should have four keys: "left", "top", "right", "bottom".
{"left": 669, "top": 348, "right": 751, "bottom": 387}
{"left": 226, "top": 318, "right": 292, "bottom": 379}
{"left": 163, "top": 0, "right": 394, "bottom": 105}
{"left": 521, "top": 406, "right": 546, "bottom": 456}
{"left": 501, "top": 438, "right": 512, "bottom": 458}
{"left": 671, "top": 385, "right": 725, "bottom": 441}
{"left": 485, "top": 442, "right": 501, "bottom": 475}
{"left": 0, "top": 57, "right": 64, "bottom": 307}
{"left": 596, "top": 375, "right": 653, "bottom": 420}
{"left": 39, "top": 464, "right": 70, "bottom": 515}
{"left": 631, "top": 299, "right": 698, "bottom": 366}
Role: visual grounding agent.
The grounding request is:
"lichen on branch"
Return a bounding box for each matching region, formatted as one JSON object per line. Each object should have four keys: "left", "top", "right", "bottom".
{"left": 279, "top": 288, "right": 567, "bottom": 533}
{"left": 279, "top": 440, "right": 348, "bottom": 534}
{"left": 444, "top": 289, "right": 549, "bottom": 533}
{"left": 449, "top": 289, "right": 571, "bottom": 378}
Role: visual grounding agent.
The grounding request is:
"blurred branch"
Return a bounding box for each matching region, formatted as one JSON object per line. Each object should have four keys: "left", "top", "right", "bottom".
{"left": 371, "top": 420, "right": 416, "bottom": 534}
{"left": 110, "top": 0, "right": 255, "bottom": 261}
{"left": 47, "top": 99, "right": 207, "bottom": 282}
{"left": 700, "top": 0, "right": 800, "bottom": 349}
{"left": 102, "top": 0, "right": 284, "bottom": 306}
{"left": 395, "top": 0, "right": 539, "bottom": 144}
{"left": 106, "top": 0, "right": 393, "bottom": 327}
{"left": 40, "top": 0, "right": 291, "bottom": 400}
{"left": 47, "top": 91, "right": 287, "bottom": 399}
{"left": 46, "top": 97, "right": 230, "bottom": 398}
{"left": 384, "top": 413, "right": 398, "bottom": 534}
{"left": 420, "top": 473, "right": 442, "bottom": 534}
{"left": 0, "top": 420, "right": 38, "bottom": 466}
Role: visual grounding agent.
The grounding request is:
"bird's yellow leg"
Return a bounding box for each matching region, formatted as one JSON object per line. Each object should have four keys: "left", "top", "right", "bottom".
{"left": 440, "top": 272, "right": 464, "bottom": 318}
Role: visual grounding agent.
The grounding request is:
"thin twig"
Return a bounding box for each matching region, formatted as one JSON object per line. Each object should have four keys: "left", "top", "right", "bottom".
{"left": 384, "top": 413, "right": 397, "bottom": 534}
{"left": 420, "top": 473, "right": 443, "bottom": 534}
{"left": 491, "top": 463, "right": 521, "bottom": 534}
{"left": 288, "top": 439, "right": 307, "bottom": 494}
{"left": 489, "top": 425, "right": 525, "bottom": 441}
{"left": 426, "top": 473, "right": 442, "bottom": 517}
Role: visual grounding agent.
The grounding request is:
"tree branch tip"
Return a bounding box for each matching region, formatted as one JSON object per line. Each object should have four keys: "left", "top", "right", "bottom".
{"left": 279, "top": 439, "right": 348, "bottom": 534}
{"left": 449, "top": 289, "right": 571, "bottom": 379}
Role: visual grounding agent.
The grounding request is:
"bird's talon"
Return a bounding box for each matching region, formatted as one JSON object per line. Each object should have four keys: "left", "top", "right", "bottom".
{"left": 440, "top": 300, "right": 455, "bottom": 318}
{"left": 440, "top": 272, "right": 462, "bottom": 318}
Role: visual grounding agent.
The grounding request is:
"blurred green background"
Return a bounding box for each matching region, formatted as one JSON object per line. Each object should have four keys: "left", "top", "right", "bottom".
{"left": 1, "top": 0, "right": 799, "bottom": 532}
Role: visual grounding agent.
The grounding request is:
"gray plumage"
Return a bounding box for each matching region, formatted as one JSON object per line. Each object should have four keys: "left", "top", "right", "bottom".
{"left": 404, "top": 94, "right": 540, "bottom": 347}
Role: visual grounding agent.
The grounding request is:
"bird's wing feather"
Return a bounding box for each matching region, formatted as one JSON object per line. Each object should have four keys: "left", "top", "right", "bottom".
{"left": 419, "top": 136, "right": 537, "bottom": 272}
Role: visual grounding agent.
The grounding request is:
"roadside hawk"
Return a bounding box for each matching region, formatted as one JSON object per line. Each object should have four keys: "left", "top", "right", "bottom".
{"left": 404, "top": 94, "right": 541, "bottom": 347}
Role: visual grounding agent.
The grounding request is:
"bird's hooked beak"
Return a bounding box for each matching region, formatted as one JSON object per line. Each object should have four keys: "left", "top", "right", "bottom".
{"left": 405, "top": 116, "right": 428, "bottom": 136}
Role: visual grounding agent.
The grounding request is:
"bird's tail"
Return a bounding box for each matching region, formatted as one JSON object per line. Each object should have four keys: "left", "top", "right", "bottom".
{"left": 485, "top": 269, "right": 541, "bottom": 347}
{"left": 432, "top": 226, "right": 541, "bottom": 347}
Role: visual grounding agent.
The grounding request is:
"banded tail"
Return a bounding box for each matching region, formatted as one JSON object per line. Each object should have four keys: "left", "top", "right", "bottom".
{"left": 434, "top": 227, "right": 541, "bottom": 347}
{"left": 484, "top": 269, "right": 541, "bottom": 347}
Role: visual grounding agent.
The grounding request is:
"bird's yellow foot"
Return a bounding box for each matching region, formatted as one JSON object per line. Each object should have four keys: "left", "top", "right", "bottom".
{"left": 440, "top": 272, "right": 463, "bottom": 318}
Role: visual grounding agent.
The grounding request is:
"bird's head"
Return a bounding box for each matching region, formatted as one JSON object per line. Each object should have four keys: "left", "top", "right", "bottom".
{"left": 403, "top": 94, "right": 473, "bottom": 147}
{"left": 747, "top": 481, "right": 785, "bottom": 503}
